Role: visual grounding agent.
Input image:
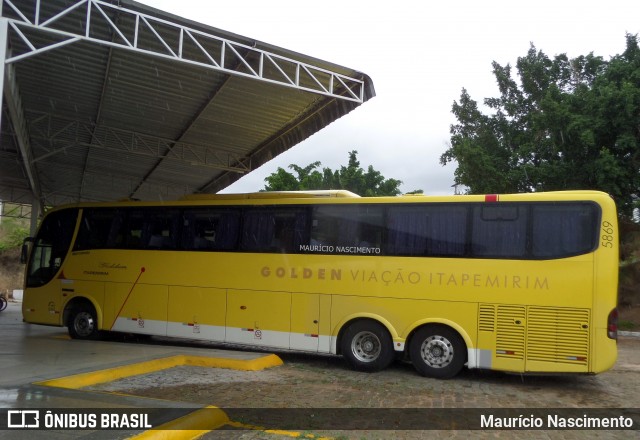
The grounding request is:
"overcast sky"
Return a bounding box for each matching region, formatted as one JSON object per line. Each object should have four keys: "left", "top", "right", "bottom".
{"left": 139, "top": 0, "right": 640, "bottom": 195}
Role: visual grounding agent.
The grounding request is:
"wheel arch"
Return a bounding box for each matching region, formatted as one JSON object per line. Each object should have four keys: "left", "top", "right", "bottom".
{"left": 63, "top": 296, "right": 103, "bottom": 330}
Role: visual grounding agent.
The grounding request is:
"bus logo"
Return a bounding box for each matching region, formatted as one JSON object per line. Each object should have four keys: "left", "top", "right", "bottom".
{"left": 8, "top": 410, "right": 40, "bottom": 428}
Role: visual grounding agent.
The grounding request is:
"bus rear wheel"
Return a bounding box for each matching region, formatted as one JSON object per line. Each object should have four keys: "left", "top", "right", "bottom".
{"left": 410, "top": 325, "right": 465, "bottom": 379}
{"left": 68, "top": 304, "right": 100, "bottom": 340}
{"left": 341, "top": 320, "right": 394, "bottom": 372}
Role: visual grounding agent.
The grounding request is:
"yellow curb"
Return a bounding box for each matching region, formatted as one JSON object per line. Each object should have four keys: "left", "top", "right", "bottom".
{"left": 128, "top": 406, "right": 229, "bottom": 440}
{"left": 35, "top": 356, "right": 183, "bottom": 389}
{"left": 182, "top": 353, "right": 283, "bottom": 371}
{"left": 33, "top": 353, "right": 283, "bottom": 439}
{"left": 35, "top": 353, "right": 283, "bottom": 389}
{"left": 226, "top": 421, "right": 334, "bottom": 439}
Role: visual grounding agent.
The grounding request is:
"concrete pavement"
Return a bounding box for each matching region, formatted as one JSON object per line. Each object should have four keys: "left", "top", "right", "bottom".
{"left": 0, "top": 301, "right": 280, "bottom": 439}
{"left": 2, "top": 299, "right": 639, "bottom": 439}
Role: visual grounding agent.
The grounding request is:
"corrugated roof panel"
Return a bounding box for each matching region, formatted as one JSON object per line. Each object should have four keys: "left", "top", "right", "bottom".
{"left": 0, "top": 0, "right": 375, "bottom": 206}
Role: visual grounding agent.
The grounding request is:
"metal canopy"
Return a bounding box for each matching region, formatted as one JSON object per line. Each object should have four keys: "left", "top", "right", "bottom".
{"left": 0, "top": 0, "right": 375, "bottom": 211}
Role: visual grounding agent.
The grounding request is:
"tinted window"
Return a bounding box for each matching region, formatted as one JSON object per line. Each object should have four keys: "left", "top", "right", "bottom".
{"left": 387, "top": 205, "right": 466, "bottom": 256}
{"left": 75, "top": 208, "right": 181, "bottom": 251}
{"left": 241, "top": 207, "right": 309, "bottom": 253}
{"left": 182, "top": 208, "right": 240, "bottom": 251}
{"left": 74, "top": 208, "right": 124, "bottom": 250}
{"left": 471, "top": 205, "right": 527, "bottom": 258}
{"left": 308, "top": 205, "right": 384, "bottom": 250}
{"left": 531, "top": 203, "right": 599, "bottom": 258}
{"left": 125, "top": 209, "right": 180, "bottom": 250}
{"left": 70, "top": 201, "right": 600, "bottom": 260}
{"left": 27, "top": 208, "right": 78, "bottom": 287}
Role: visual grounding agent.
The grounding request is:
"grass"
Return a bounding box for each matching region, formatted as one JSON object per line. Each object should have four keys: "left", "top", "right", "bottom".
{"left": 619, "top": 320, "right": 637, "bottom": 331}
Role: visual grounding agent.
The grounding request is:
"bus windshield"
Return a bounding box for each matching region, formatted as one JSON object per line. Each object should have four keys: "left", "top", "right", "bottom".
{"left": 26, "top": 208, "right": 78, "bottom": 288}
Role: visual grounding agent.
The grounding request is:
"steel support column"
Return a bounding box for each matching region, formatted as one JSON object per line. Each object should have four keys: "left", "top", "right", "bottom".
{"left": 0, "top": 18, "right": 6, "bottom": 138}
{"left": 2, "top": 15, "right": 44, "bottom": 213}
{"left": 29, "top": 196, "right": 38, "bottom": 236}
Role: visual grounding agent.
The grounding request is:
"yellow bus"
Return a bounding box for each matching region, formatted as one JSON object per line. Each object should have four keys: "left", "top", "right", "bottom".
{"left": 21, "top": 190, "right": 619, "bottom": 378}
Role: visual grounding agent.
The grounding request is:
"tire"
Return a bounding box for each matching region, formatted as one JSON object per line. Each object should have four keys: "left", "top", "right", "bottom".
{"left": 410, "top": 325, "right": 466, "bottom": 379}
{"left": 341, "top": 320, "right": 395, "bottom": 372}
{"left": 0, "top": 296, "right": 7, "bottom": 312}
{"left": 67, "top": 304, "right": 101, "bottom": 340}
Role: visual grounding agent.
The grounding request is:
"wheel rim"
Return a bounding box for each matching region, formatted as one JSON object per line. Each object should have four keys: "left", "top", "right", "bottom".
{"left": 73, "top": 311, "right": 95, "bottom": 338}
{"left": 419, "top": 335, "right": 454, "bottom": 368}
{"left": 350, "top": 330, "right": 382, "bottom": 363}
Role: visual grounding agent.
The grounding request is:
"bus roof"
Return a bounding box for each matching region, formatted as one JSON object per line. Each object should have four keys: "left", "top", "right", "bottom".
{"left": 181, "top": 190, "right": 361, "bottom": 201}
{"left": 42, "top": 189, "right": 616, "bottom": 213}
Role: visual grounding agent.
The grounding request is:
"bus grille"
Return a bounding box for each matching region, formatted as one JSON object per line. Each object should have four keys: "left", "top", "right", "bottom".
{"left": 478, "top": 304, "right": 496, "bottom": 332}
{"left": 526, "top": 307, "right": 590, "bottom": 365}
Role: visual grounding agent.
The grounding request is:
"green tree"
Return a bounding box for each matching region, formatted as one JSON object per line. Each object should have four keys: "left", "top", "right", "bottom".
{"left": 263, "top": 150, "right": 407, "bottom": 196}
{"left": 440, "top": 34, "right": 640, "bottom": 217}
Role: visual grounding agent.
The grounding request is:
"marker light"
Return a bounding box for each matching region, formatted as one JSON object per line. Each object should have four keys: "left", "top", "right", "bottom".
{"left": 607, "top": 308, "right": 618, "bottom": 340}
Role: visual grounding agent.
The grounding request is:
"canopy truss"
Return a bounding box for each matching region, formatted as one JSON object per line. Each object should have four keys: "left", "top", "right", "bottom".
{"left": 0, "top": 0, "right": 375, "bottom": 216}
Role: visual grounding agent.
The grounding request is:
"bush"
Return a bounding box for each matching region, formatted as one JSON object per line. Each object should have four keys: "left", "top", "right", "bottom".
{"left": 0, "top": 221, "right": 29, "bottom": 251}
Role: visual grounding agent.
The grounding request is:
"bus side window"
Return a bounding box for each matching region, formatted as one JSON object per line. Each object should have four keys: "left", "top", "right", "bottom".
{"left": 353, "top": 206, "right": 383, "bottom": 248}
{"left": 311, "top": 206, "right": 358, "bottom": 248}
{"left": 241, "top": 210, "right": 272, "bottom": 251}
{"left": 471, "top": 205, "right": 527, "bottom": 258}
{"left": 386, "top": 205, "right": 466, "bottom": 257}
{"left": 106, "top": 211, "right": 125, "bottom": 248}
{"left": 531, "top": 203, "right": 599, "bottom": 258}
{"left": 189, "top": 215, "right": 217, "bottom": 250}
{"left": 241, "top": 207, "right": 308, "bottom": 253}
{"left": 310, "top": 207, "right": 339, "bottom": 247}
{"left": 194, "top": 220, "right": 216, "bottom": 249}
{"left": 310, "top": 205, "right": 383, "bottom": 250}
{"left": 215, "top": 211, "right": 240, "bottom": 250}
{"left": 124, "top": 213, "right": 144, "bottom": 249}
{"left": 183, "top": 208, "right": 241, "bottom": 251}
{"left": 142, "top": 209, "right": 180, "bottom": 250}
{"left": 75, "top": 209, "right": 123, "bottom": 250}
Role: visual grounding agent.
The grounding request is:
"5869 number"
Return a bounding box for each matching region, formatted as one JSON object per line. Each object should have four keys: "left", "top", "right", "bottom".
{"left": 601, "top": 221, "right": 615, "bottom": 248}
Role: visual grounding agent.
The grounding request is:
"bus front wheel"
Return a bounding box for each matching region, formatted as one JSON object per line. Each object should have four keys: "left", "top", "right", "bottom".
{"left": 341, "top": 320, "right": 395, "bottom": 372}
{"left": 67, "top": 304, "right": 100, "bottom": 340}
{"left": 410, "top": 325, "right": 465, "bottom": 379}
